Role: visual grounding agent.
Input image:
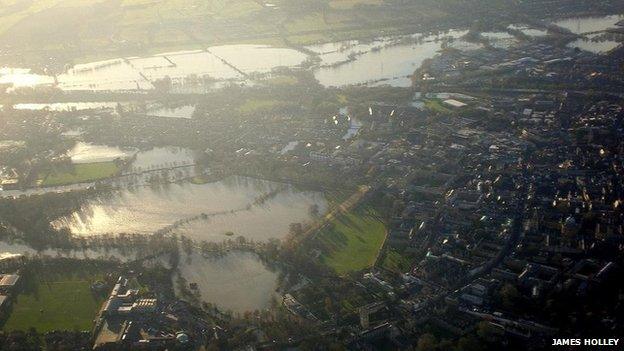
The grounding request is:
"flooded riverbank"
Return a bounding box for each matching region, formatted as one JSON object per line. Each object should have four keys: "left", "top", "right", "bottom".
{"left": 52, "top": 176, "right": 327, "bottom": 242}
{"left": 174, "top": 250, "right": 279, "bottom": 314}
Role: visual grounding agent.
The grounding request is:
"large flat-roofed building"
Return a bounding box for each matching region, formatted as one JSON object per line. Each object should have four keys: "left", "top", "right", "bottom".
{"left": 93, "top": 276, "right": 185, "bottom": 350}
{"left": 443, "top": 99, "right": 468, "bottom": 109}
{"left": 0, "top": 274, "right": 20, "bottom": 293}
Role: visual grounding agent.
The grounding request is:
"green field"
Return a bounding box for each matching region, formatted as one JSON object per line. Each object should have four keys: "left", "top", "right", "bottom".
{"left": 41, "top": 162, "right": 120, "bottom": 186}
{"left": 317, "top": 205, "right": 387, "bottom": 275}
{"left": 3, "top": 267, "right": 106, "bottom": 333}
{"left": 424, "top": 99, "right": 453, "bottom": 114}
{"left": 381, "top": 249, "right": 413, "bottom": 272}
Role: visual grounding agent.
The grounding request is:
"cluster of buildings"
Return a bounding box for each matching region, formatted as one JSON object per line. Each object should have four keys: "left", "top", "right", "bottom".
{"left": 93, "top": 276, "right": 191, "bottom": 350}
{"left": 294, "top": 30, "right": 624, "bottom": 348}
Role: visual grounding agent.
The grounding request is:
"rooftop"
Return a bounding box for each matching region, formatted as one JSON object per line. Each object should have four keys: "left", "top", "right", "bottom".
{"left": 0, "top": 274, "right": 20, "bottom": 287}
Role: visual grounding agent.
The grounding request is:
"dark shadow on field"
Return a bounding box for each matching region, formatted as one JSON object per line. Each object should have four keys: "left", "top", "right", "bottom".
{"left": 19, "top": 272, "right": 40, "bottom": 300}
{"left": 319, "top": 207, "right": 378, "bottom": 254}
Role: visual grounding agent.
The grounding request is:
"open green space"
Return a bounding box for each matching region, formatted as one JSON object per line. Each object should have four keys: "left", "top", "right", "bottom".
{"left": 317, "top": 204, "right": 387, "bottom": 275}
{"left": 381, "top": 249, "right": 413, "bottom": 272}
{"left": 424, "top": 99, "right": 453, "bottom": 114}
{"left": 41, "top": 162, "right": 120, "bottom": 186}
{"left": 2, "top": 263, "right": 108, "bottom": 333}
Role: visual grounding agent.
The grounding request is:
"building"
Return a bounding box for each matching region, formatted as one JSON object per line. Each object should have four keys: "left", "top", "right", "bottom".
{"left": 443, "top": 99, "right": 468, "bottom": 109}
{"left": 93, "top": 276, "right": 181, "bottom": 350}
{"left": 0, "top": 274, "right": 20, "bottom": 294}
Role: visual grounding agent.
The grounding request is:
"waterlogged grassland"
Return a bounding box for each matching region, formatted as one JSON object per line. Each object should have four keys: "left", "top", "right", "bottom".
{"left": 317, "top": 204, "right": 387, "bottom": 275}
{"left": 41, "top": 162, "right": 120, "bottom": 187}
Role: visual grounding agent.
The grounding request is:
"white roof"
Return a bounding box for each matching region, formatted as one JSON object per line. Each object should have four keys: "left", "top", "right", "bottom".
{"left": 443, "top": 99, "right": 468, "bottom": 108}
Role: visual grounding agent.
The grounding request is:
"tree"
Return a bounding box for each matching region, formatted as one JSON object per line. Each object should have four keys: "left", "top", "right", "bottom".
{"left": 324, "top": 296, "right": 334, "bottom": 315}
{"left": 309, "top": 203, "right": 320, "bottom": 217}
{"left": 416, "top": 333, "right": 437, "bottom": 351}
{"left": 476, "top": 321, "right": 502, "bottom": 342}
{"left": 500, "top": 283, "right": 520, "bottom": 309}
{"left": 456, "top": 335, "right": 484, "bottom": 351}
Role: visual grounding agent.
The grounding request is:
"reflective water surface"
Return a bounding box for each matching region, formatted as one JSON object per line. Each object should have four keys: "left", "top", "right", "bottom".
{"left": 53, "top": 176, "right": 327, "bottom": 242}
{"left": 553, "top": 14, "right": 624, "bottom": 34}
{"left": 174, "top": 251, "right": 279, "bottom": 314}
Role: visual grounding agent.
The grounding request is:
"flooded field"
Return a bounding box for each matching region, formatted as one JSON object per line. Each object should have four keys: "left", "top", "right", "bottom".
{"left": 52, "top": 176, "right": 327, "bottom": 241}
{"left": 12, "top": 102, "right": 117, "bottom": 112}
{"left": 125, "top": 147, "right": 196, "bottom": 173}
{"left": 313, "top": 30, "right": 468, "bottom": 87}
{"left": 0, "top": 67, "right": 54, "bottom": 88}
{"left": 551, "top": 14, "right": 624, "bottom": 53}
{"left": 67, "top": 142, "right": 134, "bottom": 164}
{"left": 481, "top": 31, "right": 517, "bottom": 49}
{"left": 1, "top": 45, "right": 308, "bottom": 92}
{"left": 553, "top": 14, "right": 624, "bottom": 34}
{"left": 175, "top": 251, "right": 279, "bottom": 314}
{"left": 208, "top": 45, "right": 308, "bottom": 74}
{"left": 508, "top": 24, "right": 548, "bottom": 37}
{"left": 1, "top": 16, "right": 623, "bottom": 93}
{"left": 568, "top": 34, "right": 621, "bottom": 54}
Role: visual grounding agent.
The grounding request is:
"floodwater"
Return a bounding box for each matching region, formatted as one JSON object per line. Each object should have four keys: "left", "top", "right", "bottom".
{"left": 0, "top": 240, "right": 138, "bottom": 262}
{"left": 208, "top": 45, "right": 308, "bottom": 74}
{"left": 1, "top": 45, "right": 307, "bottom": 91}
{"left": 568, "top": 34, "right": 621, "bottom": 53}
{"left": 146, "top": 105, "right": 196, "bottom": 119}
{"left": 553, "top": 14, "right": 624, "bottom": 34}
{"left": 125, "top": 147, "right": 196, "bottom": 173}
{"left": 0, "top": 67, "right": 54, "bottom": 89}
{"left": 175, "top": 251, "right": 279, "bottom": 314}
{"left": 551, "top": 14, "right": 624, "bottom": 53}
{"left": 446, "top": 40, "right": 483, "bottom": 51}
{"left": 307, "top": 38, "right": 387, "bottom": 67}
{"left": 507, "top": 24, "right": 548, "bottom": 37}
{"left": 480, "top": 32, "right": 517, "bottom": 49}
{"left": 52, "top": 176, "right": 327, "bottom": 242}
{"left": 0, "top": 183, "right": 96, "bottom": 198}
{"left": 0, "top": 147, "right": 197, "bottom": 197}
{"left": 67, "top": 142, "right": 134, "bottom": 164}
{"left": 12, "top": 102, "right": 117, "bottom": 111}
{"left": 313, "top": 30, "right": 468, "bottom": 87}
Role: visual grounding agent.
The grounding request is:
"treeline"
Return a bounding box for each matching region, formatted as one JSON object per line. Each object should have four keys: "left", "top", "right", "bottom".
{"left": 0, "top": 191, "right": 93, "bottom": 249}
